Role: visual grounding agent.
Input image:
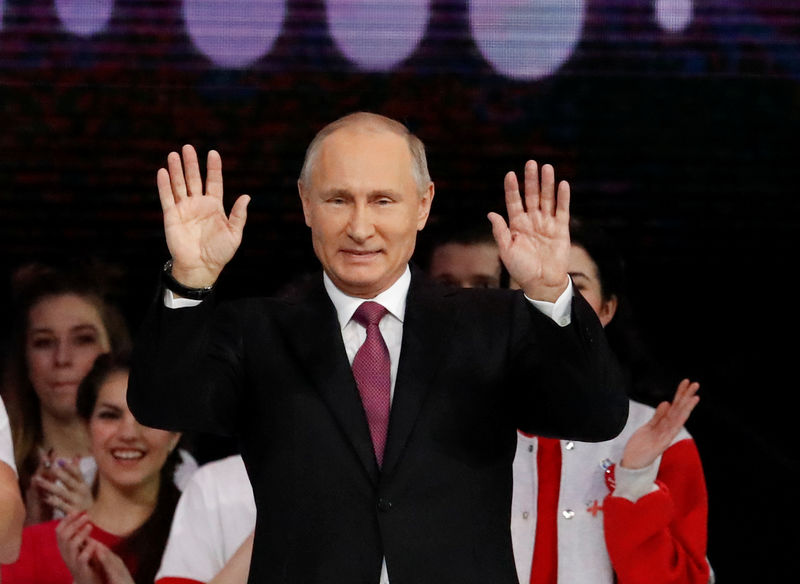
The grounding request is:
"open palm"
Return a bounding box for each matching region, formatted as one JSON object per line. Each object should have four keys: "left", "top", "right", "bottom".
{"left": 488, "top": 161, "right": 570, "bottom": 301}
{"left": 157, "top": 145, "right": 250, "bottom": 287}
{"left": 621, "top": 379, "right": 700, "bottom": 470}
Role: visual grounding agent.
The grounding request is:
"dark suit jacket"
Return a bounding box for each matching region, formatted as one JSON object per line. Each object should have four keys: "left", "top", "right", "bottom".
{"left": 128, "top": 269, "right": 627, "bottom": 584}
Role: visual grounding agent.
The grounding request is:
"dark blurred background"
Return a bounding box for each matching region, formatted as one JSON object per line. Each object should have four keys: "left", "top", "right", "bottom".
{"left": 1, "top": 1, "right": 798, "bottom": 579}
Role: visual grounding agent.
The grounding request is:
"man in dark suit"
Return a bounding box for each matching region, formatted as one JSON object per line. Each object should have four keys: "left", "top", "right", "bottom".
{"left": 128, "top": 112, "right": 628, "bottom": 584}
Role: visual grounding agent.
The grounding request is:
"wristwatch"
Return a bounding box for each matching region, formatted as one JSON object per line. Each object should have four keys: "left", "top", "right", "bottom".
{"left": 161, "top": 259, "right": 216, "bottom": 300}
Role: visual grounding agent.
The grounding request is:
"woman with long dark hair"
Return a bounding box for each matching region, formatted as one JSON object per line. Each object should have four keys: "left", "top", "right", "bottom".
{"left": 1, "top": 353, "right": 182, "bottom": 584}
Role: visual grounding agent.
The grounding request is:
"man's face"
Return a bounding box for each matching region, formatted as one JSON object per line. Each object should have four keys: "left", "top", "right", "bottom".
{"left": 299, "top": 125, "right": 434, "bottom": 298}
{"left": 429, "top": 242, "right": 501, "bottom": 289}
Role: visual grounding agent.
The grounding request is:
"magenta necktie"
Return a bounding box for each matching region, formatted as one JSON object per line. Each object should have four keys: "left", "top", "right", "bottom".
{"left": 352, "top": 301, "right": 391, "bottom": 467}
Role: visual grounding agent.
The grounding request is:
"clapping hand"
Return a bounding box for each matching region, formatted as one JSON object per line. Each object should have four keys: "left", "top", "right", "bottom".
{"left": 33, "top": 455, "right": 93, "bottom": 516}
{"left": 488, "top": 161, "right": 571, "bottom": 302}
{"left": 157, "top": 145, "right": 250, "bottom": 288}
{"left": 621, "top": 379, "right": 701, "bottom": 470}
{"left": 56, "top": 512, "right": 135, "bottom": 584}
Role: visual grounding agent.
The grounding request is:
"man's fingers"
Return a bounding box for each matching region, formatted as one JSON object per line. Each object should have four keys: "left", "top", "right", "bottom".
{"left": 167, "top": 151, "right": 188, "bottom": 201}
{"left": 182, "top": 144, "right": 203, "bottom": 197}
{"left": 539, "top": 164, "right": 556, "bottom": 216}
{"left": 206, "top": 150, "right": 224, "bottom": 199}
{"left": 229, "top": 195, "right": 250, "bottom": 234}
{"left": 487, "top": 212, "right": 512, "bottom": 251}
{"left": 555, "top": 180, "right": 571, "bottom": 219}
{"left": 157, "top": 168, "right": 176, "bottom": 213}
{"left": 504, "top": 171, "right": 525, "bottom": 221}
{"left": 523, "top": 160, "right": 540, "bottom": 213}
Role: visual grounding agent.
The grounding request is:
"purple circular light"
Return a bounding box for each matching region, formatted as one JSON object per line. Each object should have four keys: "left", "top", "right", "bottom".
{"left": 55, "top": 0, "right": 115, "bottom": 37}
{"left": 327, "top": 0, "right": 430, "bottom": 71}
{"left": 183, "top": 0, "right": 286, "bottom": 68}
{"left": 470, "top": 0, "right": 585, "bottom": 80}
{"left": 655, "top": 0, "right": 693, "bottom": 33}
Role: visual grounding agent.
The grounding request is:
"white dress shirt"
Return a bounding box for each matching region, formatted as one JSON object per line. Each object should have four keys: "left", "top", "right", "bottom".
{"left": 166, "top": 265, "right": 574, "bottom": 584}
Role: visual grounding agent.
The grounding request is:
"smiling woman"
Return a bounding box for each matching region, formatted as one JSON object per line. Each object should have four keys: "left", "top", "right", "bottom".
{"left": 0, "top": 353, "right": 183, "bottom": 584}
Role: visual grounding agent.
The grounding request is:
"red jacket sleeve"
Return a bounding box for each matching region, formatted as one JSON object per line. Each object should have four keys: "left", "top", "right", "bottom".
{"left": 603, "top": 438, "right": 710, "bottom": 584}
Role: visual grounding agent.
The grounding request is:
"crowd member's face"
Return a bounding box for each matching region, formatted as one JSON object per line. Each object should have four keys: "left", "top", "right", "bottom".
{"left": 299, "top": 125, "right": 433, "bottom": 298}
{"left": 26, "top": 294, "right": 111, "bottom": 420}
{"left": 429, "top": 242, "right": 502, "bottom": 289}
{"left": 89, "top": 371, "right": 178, "bottom": 493}
{"left": 567, "top": 245, "right": 617, "bottom": 327}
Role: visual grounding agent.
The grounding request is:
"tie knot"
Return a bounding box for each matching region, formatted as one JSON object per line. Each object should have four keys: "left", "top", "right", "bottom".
{"left": 353, "top": 301, "right": 388, "bottom": 327}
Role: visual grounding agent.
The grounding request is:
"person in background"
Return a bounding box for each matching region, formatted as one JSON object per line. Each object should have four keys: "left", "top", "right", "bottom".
{"left": 423, "top": 220, "right": 504, "bottom": 289}
{"left": 2, "top": 261, "right": 131, "bottom": 525}
{"left": 1, "top": 353, "right": 182, "bottom": 584}
{"left": 155, "top": 454, "right": 255, "bottom": 584}
{"left": 0, "top": 395, "right": 25, "bottom": 563}
{"left": 422, "top": 215, "right": 710, "bottom": 583}
{"left": 510, "top": 218, "right": 711, "bottom": 584}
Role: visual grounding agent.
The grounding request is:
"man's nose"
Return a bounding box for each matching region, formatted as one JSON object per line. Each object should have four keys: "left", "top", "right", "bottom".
{"left": 346, "top": 203, "right": 375, "bottom": 242}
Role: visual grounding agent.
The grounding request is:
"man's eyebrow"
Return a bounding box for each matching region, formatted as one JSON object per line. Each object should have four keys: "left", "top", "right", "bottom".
{"left": 367, "top": 189, "right": 401, "bottom": 198}
{"left": 568, "top": 271, "right": 590, "bottom": 280}
{"left": 320, "top": 188, "right": 351, "bottom": 198}
{"left": 320, "top": 188, "right": 402, "bottom": 198}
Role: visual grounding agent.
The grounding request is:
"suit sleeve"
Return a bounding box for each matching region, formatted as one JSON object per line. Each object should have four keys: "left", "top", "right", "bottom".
{"left": 510, "top": 289, "right": 629, "bottom": 442}
{"left": 603, "top": 438, "right": 710, "bottom": 584}
{"left": 127, "top": 289, "right": 245, "bottom": 436}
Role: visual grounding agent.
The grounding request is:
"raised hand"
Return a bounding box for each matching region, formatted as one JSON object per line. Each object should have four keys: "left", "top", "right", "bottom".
{"left": 487, "top": 161, "right": 570, "bottom": 301}
{"left": 621, "top": 379, "right": 701, "bottom": 470}
{"left": 157, "top": 145, "right": 251, "bottom": 288}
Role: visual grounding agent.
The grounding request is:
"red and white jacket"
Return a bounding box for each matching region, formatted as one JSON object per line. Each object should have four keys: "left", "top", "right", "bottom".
{"left": 511, "top": 400, "right": 711, "bottom": 584}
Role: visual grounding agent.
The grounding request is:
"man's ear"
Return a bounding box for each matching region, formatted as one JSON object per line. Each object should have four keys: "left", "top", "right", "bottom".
{"left": 417, "top": 182, "right": 435, "bottom": 231}
{"left": 298, "top": 180, "right": 312, "bottom": 228}
{"left": 598, "top": 294, "right": 618, "bottom": 327}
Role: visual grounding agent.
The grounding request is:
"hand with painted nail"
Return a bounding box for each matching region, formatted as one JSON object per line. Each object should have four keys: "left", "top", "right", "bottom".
{"left": 34, "top": 456, "right": 93, "bottom": 516}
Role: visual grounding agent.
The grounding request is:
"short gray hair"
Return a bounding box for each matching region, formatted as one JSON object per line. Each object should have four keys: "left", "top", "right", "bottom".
{"left": 298, "top": 112, "right": 431, "bottom": 195}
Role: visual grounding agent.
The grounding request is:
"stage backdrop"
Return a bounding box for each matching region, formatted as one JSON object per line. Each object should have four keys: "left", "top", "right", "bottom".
{"left": 1, "top": 1, "right": 798, "bottom": 579}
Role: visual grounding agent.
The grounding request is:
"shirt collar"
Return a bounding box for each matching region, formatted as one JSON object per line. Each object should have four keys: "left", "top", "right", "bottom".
{"left": 323, "top": 266, "right": 410, "bottom": 330}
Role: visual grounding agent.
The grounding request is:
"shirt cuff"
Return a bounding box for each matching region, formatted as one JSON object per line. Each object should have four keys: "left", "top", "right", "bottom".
{"left": 612, "top": 456, "right": 661, "bottom": 503}
{"left": 164, "top": 288, "right": 203, "bottom": 309}
{"left": 523, "top": 278, "right": 573, "bottom": 327}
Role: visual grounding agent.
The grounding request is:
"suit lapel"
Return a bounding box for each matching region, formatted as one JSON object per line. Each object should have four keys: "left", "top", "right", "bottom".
{"left": 382, "top": 271, "right": 454, "bottom": 475}
{"left": 278, "top": 276, "right": 380, "bottom": 484}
